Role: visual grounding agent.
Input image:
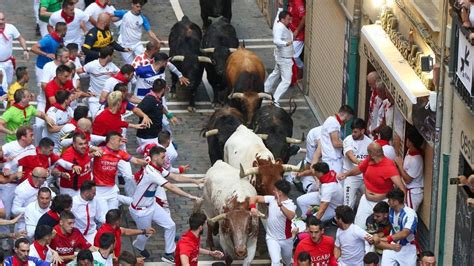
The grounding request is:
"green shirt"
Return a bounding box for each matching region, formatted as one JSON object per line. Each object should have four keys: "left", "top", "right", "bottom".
{"left": 39, "top": 0, "right": 63, "bottom": 23}
{"left": 0, "top": 105, "right": 37, "bottom": 143}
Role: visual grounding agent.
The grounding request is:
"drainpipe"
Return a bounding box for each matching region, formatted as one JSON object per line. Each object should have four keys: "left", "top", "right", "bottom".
{"left": 345, "top": 0, "right": 361, "bottom": 136}
{"left": 429, "top": 0, "right": 449, "bottom": 253}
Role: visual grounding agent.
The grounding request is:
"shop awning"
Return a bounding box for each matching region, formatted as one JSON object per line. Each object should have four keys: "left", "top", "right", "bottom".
{"left": 360, "top": 24, "right": 431, "bottom": 124}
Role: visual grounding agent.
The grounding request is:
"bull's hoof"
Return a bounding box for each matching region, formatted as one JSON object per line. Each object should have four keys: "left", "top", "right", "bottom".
{"left": 187, "top": 106, "right": 196, "bottom": 112}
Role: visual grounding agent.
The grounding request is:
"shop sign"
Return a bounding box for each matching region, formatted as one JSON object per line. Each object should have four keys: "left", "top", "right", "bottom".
{"left": 461, "top": 130, "right": 474, "bottom": 169}
{"left": 456, "top": 32, "right": 474, "bottom": 96}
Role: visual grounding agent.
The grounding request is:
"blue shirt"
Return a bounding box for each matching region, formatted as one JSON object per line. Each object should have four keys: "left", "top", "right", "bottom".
{"left": 388, "top": 206, "right": 418, "bottom": 246}
{"left": 35, "top": 34, "right": 62, "bottom": 69}
{"left": 134, "top": 65, "right": 165, "bottom": 97}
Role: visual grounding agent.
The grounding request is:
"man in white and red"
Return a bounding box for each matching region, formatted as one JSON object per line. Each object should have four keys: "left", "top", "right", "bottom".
{"left": 375, "top": 125, "right": 396, "bottom": 160}
{"left": 44, "top": 65, "right": 75, "bottom": 113}
{"left": 93, "top": 131, "right": 146, "bottom": 212}
{"left": 11, "top": 167, "right": 49, "bottom": 232}
{"left": 370, "top": 81, "right": 388, "bottom": 135}
{"left": 368, "top": 78, "right": 384, "bottom": 136}
{"left": 99, "top": 64, "right": 136, "bottom": 105}
{"left": 249, "top": 180, "right": 296, "bottom": 266}
{"left": 45, "top": 90, "right": 74, "bottom": 154}
{"left": 48, "top": 0, "right": 89, "bottom": 46}
{"left": 55, "top": 132, "right": 92, "bottom": 197}
{"left": 288, "top": 0, "right": 305, "bottom": 71}
{"left": 131, "top": 40, "right": 160, "bottom": 69}
{"left": 0, "top": 12, "right": 29, "bottom": 86}
{"left": 84, "top": 0, "right": 116, "bottom": 30}
{"left": 29, "top": 224, "right": 61, "bottom": 264}
{"left": 71, "top": 180, "right": 105, "bottom": 244}
{"left": 50, "top": 210, "right": 96, "bottom": 265}
{"left": 320, "top": 105, "right": 354, "bottom": 174}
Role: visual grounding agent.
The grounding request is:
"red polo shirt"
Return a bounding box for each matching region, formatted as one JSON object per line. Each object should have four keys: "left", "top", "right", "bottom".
{"left": 92, "top": 108, "right": 129, "bottom": 137}
{"left": 359, "top": 156, "right": 399, "bottom": 194}
{"left": 56, "top": 146, "right": 92, "bottom": 191}
{"left": 44, "top": 78, "right": 74, "bottom": 112}
{"left": 17, "top": 147, "right": 59, "bottom": 183}
{"left": 293, "top": 235, "right": 337, "bottom": 266}
{"left": 50, "top": 225, "right": 91, "bottom": 265}
{"left": 288, "top": 0, "right": 306, "bottom": 41}
{"left": 175, "top": 230, "right": 200, "bottom": 266}
{"left": 93, "top": 146, "right": 131, "bottom": 186}
{"left": 94, "top": 223, "right": 122, "bottom": 257}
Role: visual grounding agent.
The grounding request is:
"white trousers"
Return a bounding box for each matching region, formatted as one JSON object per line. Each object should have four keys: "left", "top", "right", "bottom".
{"left": 296, "top": 191, "right": 336, "bottom": 221}
{"left": 38, "top": 21, "right": 49, "bottom": 38}
{"left": 0, "top": 60, "right": 14, "bottom": 86}
{"left": 33, "top": 0, "right": 40, "bottom": 23}
{"left": 264, "top": 57, "right": 293, "bottom": 104}
{"left": 88, "top": 98, "right": 101, "bottom": 120}
{"left": 355, "top": 195, "right": 386, "bottom": 230}
{"left": 0, "top": 184, "right": 16, "bottom": 234}
{"left": 118, "top": 160, "right": 136, "bottom": 197}
{"left": 34, "top": 101, "right": 46, "bottom": 146}
{"left": 130, "top": 203, "right": 176, "bottom": 254}
{"left": 406, "top": 188, "right": 423, "bottom": 212}
{"left": 266, "top": 236, "right": 293, "bottom": 266}
{"left": 120, "top": 43, "right": 145, "bottom": 64}
{"left": 96, "top": 185, "right": 120, "bottom": 218}
{"left": 35, "top": 66, "right": 43, "bottom": 87}
{"left": 381, "top": 244, "right": 417, "bottom": 266}
{"left": 324, "top": 158, "right": 343, "bottom": 174}
{"left": 343, "top": 175, "right": 364, "bottom": 209}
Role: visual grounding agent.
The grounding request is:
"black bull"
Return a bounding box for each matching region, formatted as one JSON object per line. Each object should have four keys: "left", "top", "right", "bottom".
{"left": 200, "top": 0, "right": 232, "bottom": 30}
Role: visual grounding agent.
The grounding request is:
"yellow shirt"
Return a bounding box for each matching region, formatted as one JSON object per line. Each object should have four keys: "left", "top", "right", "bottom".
{"left": 8, "top": 82, "right": 26, "bottom": 103}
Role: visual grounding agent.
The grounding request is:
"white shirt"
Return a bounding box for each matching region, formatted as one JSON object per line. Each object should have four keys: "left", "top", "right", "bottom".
{"left": 117, "top": 11, "right": 149, "bottom": 47}
{"left": 29, "top": 242, "right": 54, "bottom": 262}
{"left": 382, "top": 145, "right": 397, "bottom": 161}
{"left": 272, "top": 21, "right": 294, "bottom": 58}
{"left": 403, "top": 153, "right": 424, "bottom": 189}
{"left": 369, "top": 96, "right": 383, "bottom": 132}
{"left": 132, "top": 164, "right": 169, "bottom": 209}
{"left": 321, "top": 116, "right": 343, "bottom": 161}
{"left": 305, "top": 126, "right": 321, "bottom": 163}
{"left": 12, "top": 179, "right": 47, "bottom": 216}
{"left": 103, "top": 76, "right": 132, "bottom": 95}
{"left": 342, "top": 135, "right": 372, "bottom": 173}
{"left": 84, "top": 3, "right": 116, "bottom": 30}
{"left": 335, "top": 224, "right": 368, "bottom": 265}
{"left": 0, "top": 68, "right": 7, "bottom": 90}
{"left": 320, "top": 182, "right": 344, "bottom": 210}
{"left": 49, "top": 8, "right": 89, "bottom": 45}
{"left": 71, "top": 195, "right": 105, "bottom": 236}
{"left": 384, "top": 100, "right": 394, "bottom": 127}
{"left": 2, "top": 141, "right": 35, "bottom": 174}
{"left": 264, "top": 196, "right": 296, "bottom": 240}
{"left": 45, "top": 106, "right": 74, "bottom": 153}
{"left": 92, "top": 251, "right": 113, "bottom": 266}
{"left": 24, "top": 201, "right": 50, "bottom": 238}
{"left": 82, "top": 59, "right": 119, "bottom": 99}
{"left": 0, "top": 24, "right": 20, "bottom": 61}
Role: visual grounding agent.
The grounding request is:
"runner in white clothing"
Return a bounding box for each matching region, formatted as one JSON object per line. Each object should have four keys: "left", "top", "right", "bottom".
{"left": 129, "top": 146, "right": 200, "bottom": 260}
{"left": 92, "top": 233, "right": 114, "bottom": 266}
{"left": 24, "top": 188, "right": 52, "bottom": 238}
{"left": 44, "top": 90, "right": 74, "bottom": 154}
{"left": 113, "top": 0, "right": 161, "bottom": 64}
{"left": 320, "top": 105, "right": 354, "bottom": 173}
{"left": 334, "top": 205, "right": 374, "bottom": 266}
{"left": 84, "top": 0, "right": 117, "bottom": 30}
{"left": 342, "top": 118, "right": 372, "bottom": 209}
{"left": 48, "top": 2, "right": 89, "bottom": 45}
{"left": 29, "top": 224, "right": 62, "bottom": 264}
{"left": 375, "top": 126, "right": 397, "bottom": 160}
{"left": 394, "top": 129, "right": 425, "bottom": 211}
{"left": 292, "top": 126, "right": 321, "bottom": 193}
{"left": 249, "top": 180, "right": 296, "bottom": 266}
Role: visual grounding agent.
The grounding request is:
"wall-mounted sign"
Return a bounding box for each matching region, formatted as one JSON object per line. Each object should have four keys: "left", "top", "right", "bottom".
{"left": 456, "top": 31, "right": 473, "bottom": 96}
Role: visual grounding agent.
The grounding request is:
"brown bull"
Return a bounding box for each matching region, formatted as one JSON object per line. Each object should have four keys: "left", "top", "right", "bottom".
{"left": 225, "top": 48, "right": 271, "bottom": 125}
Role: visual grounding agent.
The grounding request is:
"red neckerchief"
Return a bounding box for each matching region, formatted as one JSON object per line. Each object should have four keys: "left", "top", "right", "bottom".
{"left": 319, "top": 170, "right": 337, "bottom": 184}
{"left": 0, "top": 26, "right": 9, "bottom": 41}
{"left": 27, "top": 176, "right": 38, "bottom": 188}
{"left": 149, "top": 162, "right": 164, "bottom": 172}
{"left": 70, "top": 118, "right": 78, "bottom": 127}
{"left": 335, "top": 114, "right": 344, "bottom": 126}
{"left": 61, "top": 10, "right": 75, "bottom": 24}
{"left": 113, "top": 72, "right": 129, "bottom": 84}
{"left": 69, "top": 55, "right": 76, "bottom": 61}
{"left": 52, "top": 103, "right": 67, "bottom": 111}
{"left": 49, "top": 31, "right": 63, "bottom": 43}
{"left": 375, "top": 139, "right": 389, "bottom": 147}
{"left": 407, "top": 149, "right": 421, "bottom": 156}
{"left": 47, "top": 210, "right": 60, "bottom": 221}
{"left": 96, "top": 0, "right": 106, "bottom": 8}
{"left": 100, "top": 223, "right": 122, "bottom": 256}
{"left": 12, "top": 103, "right": 29, "bottom": 118}
{"left": 369, "top": 90, "right": 378, "bottom": 112}
{"left": 33, "top": 241, "right": 48, "bottom": 260}
{"left": 12, "top": 255, "right": 28, "bottom": 266}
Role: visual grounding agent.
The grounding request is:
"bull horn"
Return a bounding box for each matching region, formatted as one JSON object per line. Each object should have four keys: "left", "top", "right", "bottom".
{"left": 298, "top": 148, "right": 307, "bottom": 153}
{"left": 257, "top": 92, "right": 273, "bottom": 100}
{"left": 198, "top": 56, "right": 213, "bottom": 64}
{"left": 200, "top": 48, "right": 215, "bottom": 53}
{"left": 228, "top": 92, "right": 245, "bottom": 100}
{"left": 286, "top": 137, "right": 303, "bottom": 144}
{"left": 240, "top": 164, "right": 259, "bottom": 178}
{"left": 208, "top": 213, "right": 227, "bottom": 223}
{"left": 282, "top": 164, "right": 302, "bottom": 172}
{"left": 257, "top": 211, "right": 266, "bottom": 218}
{"left": 204, "top": 129, "right": 219, "bottom": 137}
{"left": 229, "top": 48, "right": 237, "bottom": 52}
{"left": 170, "top": 55, "right": 185, "bottom": 62}
{"left": 257, "top": 134, "right": 268, "bottom": 140}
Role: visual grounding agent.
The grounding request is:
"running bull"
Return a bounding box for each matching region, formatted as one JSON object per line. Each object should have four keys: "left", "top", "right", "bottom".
{"left": 199, "top": 0, "right": 232, "bottom": 30}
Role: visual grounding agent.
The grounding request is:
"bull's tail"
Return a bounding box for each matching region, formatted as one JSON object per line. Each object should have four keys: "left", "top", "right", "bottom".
{"left": 288, "top": 97, "right": 297, "bottom": 116}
